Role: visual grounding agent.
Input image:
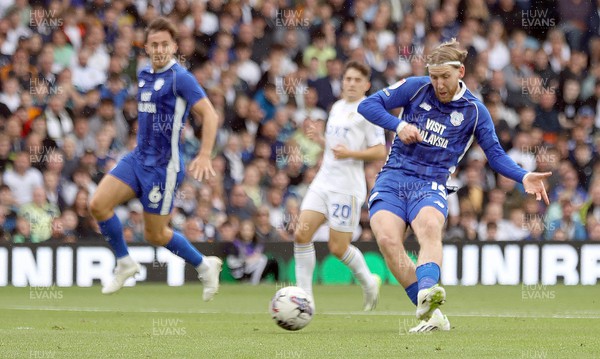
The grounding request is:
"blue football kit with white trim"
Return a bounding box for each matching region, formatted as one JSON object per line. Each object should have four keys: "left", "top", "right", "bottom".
{"left": 110, "top": 59, "right": 206, "bottom": 215}
{"left": 358, "top": 76, "right": 527, "bottom": 222}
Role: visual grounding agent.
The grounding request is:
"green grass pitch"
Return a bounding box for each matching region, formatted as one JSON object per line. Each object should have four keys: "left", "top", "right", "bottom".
{"left": 0, "top": 284, "right": 598, "bottom": 358}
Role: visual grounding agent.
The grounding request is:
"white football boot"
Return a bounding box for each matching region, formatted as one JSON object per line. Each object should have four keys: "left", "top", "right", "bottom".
{"left": 198, "top": 256, "right": 223, "bottom": 301}
{"left": 363, "top": 274, "right": 382, "bottom": 311}
{"left": 409, "top": 309, "right": 451, "bottom": 333}
{"left": 102, "top": 256, "right": 142, "bottom": 294}
{"left": 416, "top": 284, "right": 446, "bottom": 320}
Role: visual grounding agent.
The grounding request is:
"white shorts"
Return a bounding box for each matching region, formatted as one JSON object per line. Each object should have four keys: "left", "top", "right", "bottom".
{"left": 300, "top": 187, "right": 362, "bottom": 233}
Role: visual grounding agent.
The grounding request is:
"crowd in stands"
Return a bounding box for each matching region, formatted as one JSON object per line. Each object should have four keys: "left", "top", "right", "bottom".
{"left": 1, "top": 0, "right": 600, "bottom": 245}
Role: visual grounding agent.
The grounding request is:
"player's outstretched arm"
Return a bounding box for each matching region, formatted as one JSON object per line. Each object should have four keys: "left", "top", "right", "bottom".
{"left": 189, "top": 98, "right": 219, "bottom": 181}
{"left": 522, "top": 172, "right": 552, "bottom": 205}
{"left": 475, "top": 103, "right": 552, "bottom": 205}
{"left": 332, "top": 144, "right": 387, "bottom": 161}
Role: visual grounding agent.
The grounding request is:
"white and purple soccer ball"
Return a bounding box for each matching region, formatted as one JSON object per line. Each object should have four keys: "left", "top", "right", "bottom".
{"left": 269, "top": 286, "right": 315, "bottom": 331}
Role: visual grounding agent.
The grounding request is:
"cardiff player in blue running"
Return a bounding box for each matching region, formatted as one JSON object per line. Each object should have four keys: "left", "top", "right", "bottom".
{"left": 90, "top": 17, "right": 223, "bottom": 301}
{"left": 358, "top": 39, "right": 551, "bottom": 332}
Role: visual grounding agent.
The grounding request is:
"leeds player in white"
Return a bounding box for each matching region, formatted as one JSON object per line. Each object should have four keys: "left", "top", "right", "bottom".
{"left": 294, "top": 61, "right": 387, "bottom": 311}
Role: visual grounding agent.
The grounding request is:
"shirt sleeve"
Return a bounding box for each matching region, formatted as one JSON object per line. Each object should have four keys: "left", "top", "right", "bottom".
{"left": 474, "top": 103, "right": 528, "bottom": 183}
{"left": 363, "top": 118, "right": 386, "bottom": 147}
{"left": 357, "top": 77, "right": 430, "bottom": 132}
{"left": 174, "top": 71, "right": 206, "bottom": 106}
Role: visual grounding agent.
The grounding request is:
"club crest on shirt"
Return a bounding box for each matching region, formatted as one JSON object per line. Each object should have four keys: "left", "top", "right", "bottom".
{"left": 450, "top": 111, "right": 464, "bottom": 126}
{"left": 154, "top": 78, "right": 165, "bottom": 91}
{"left": 138, "top": 80, "right": 145, "bottom": 87}
{"left": 419, "top": 102, "right": 431, "bottom": 111}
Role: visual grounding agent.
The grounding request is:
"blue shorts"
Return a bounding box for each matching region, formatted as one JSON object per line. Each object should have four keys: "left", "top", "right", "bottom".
{"left": 367, "top": 170, "right": 448, "bottom": 224}
{"left": 109, "top": 152, "right": 185, "bottom": 215}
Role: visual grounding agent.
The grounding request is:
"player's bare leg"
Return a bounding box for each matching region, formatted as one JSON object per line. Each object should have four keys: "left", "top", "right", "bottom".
{"left": 371, "top": 209, "right": 450, "bottom": 332}
{"left": 370, "top": 210, "right": 416, "bottom": 287}
{"left": 411, "top": 206, "right": 447, "bottom": 320}
{"left": 144, "top": 212, "right": 222, "bottom": 301}
{"left": 90, "top": 175, "right": 141, "bottom": 295}
{"left": 293, "top": 210, "right": 326, "bottom": 299}
{"left": 329, "top": 229, "right": 380, "bottom": 311}
{"left": 90, "top": 175, "right": 137, "bottom": 222}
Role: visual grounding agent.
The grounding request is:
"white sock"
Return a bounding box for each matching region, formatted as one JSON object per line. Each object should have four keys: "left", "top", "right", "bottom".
{"left": 341, "top": 245, "right": 376, "bottom": 289}
{"left": 117, "top": 255, "right": 135, "bottom": 267}
{"left": 196, "top": 257, "right": 209, "bottom": 274}
{"left": 294, "top": 242, "right": 315, "bottom": 297}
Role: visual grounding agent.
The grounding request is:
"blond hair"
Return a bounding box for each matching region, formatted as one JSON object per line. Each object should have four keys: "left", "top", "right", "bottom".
{"left": 427, "top": 39, "right": 468, "bottom": 68}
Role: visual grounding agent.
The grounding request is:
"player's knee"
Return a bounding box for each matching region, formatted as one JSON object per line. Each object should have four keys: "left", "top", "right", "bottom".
{"left": 294, "top": 225, "right": 311, "bottom": 244}
{"left": 144, "top": 229, "right": 170, "bottom": 246}
{"left": 415, "top": 218, "right": 444, "bottom": 239}
{"left": 89, "top": 196, "right": 108, "bottom": 221}
{"left": 375, "top": 232, "right": 399, "bottom": 252}
{"left": 327, "top": 240, "right": 347, "bottom": 259}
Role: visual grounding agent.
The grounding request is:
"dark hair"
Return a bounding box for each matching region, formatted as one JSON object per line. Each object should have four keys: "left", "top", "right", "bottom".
{"left": 343, "top": 60, "right": 371, "bottom": 79}
{"left": 144, "top": 17, "right": 178, "bottom": 43}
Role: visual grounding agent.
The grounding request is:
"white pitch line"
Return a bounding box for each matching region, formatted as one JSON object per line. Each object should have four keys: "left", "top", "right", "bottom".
{"left": 1, "top": 306, "right": 599, "bottom": 319}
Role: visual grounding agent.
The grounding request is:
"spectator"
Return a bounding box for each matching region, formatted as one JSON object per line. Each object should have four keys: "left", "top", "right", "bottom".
{"left": 226, "top": 184, "right": 256, "bottom": 221}
{"left": 302, "top": 31, "right": 336, "bottom": 77}
{"left": 255, "top": 205, "right": 284, "bottom": 242}
{"left": 70, "top": 188, "right": 99, "bottom": 240}
{"left": 221, "top": 219, "right": 279, "bottom": 284}
{"left": 18, "top": 187, "right": 60, "bottom": 243}
{"left": 478, "top": 203, "right": 512, "bottom": 241}
{"left": 308, "top": 58, "right": 343, "bottom": 111}
{"left": 3, "top": 151, "right": 44, "bottom": 206}
{"left": 547, "top": 196, "right": 587, "bottom": 240}
{"left": 0, "top": 75, "right": 21, "bottom": 112}
{"left": 44, "top": 94, "right": 74, "bottom": 145}
{"left": 71, "top": 48, "right": 106, "bottom": 93}
{"left": 0, "top": 133, "right": 14, "bottom": 173}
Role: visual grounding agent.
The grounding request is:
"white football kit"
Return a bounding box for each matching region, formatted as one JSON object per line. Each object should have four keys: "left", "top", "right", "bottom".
{"left": 301, "top": 97, "right": 386, "bottom": 232}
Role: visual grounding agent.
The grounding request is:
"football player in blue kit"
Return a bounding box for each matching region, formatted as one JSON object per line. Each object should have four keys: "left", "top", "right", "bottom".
{"left": 358, "top": 39, "right": 551, "bottom": 332}
{"left": 90, "top": 17, "right": 223, "bottom": 301}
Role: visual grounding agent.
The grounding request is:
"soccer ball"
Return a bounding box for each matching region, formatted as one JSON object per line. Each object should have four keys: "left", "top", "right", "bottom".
{"left": 269, "top": 286, "right": 315, "bottom": 331}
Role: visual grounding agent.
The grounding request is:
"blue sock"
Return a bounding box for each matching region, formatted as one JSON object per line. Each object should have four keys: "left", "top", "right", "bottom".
{"left": 405, "top": 282, "right": 419, "bottom": 306}
{"left": 98, "top": 214, "right": 129, "bottom": 258}
{"left": 165, "top": 231, "right": 204, "bottom": 267}
{"left": 416, "top": 262, "right": 440, "bottom": 291}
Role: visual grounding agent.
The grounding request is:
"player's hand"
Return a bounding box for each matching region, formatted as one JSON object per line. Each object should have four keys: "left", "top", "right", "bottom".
{"left": 188, "top": 153, "right": 216, "bottom": 182}
{"left": 398, "top": 124, "right": 423, "bottom": 144}
{"left": 523, "top": 172, "right": 552, "bottom": 205}
{"left": 306, "top": 122, "right": 324, "bottom": 144}
{"left": 332, "top": 144, "right": 353, "bottom": 159}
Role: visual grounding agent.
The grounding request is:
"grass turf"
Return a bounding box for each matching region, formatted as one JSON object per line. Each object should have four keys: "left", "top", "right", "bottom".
{"left": 0, "top": 284, "right": 598, "bottom": 358}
